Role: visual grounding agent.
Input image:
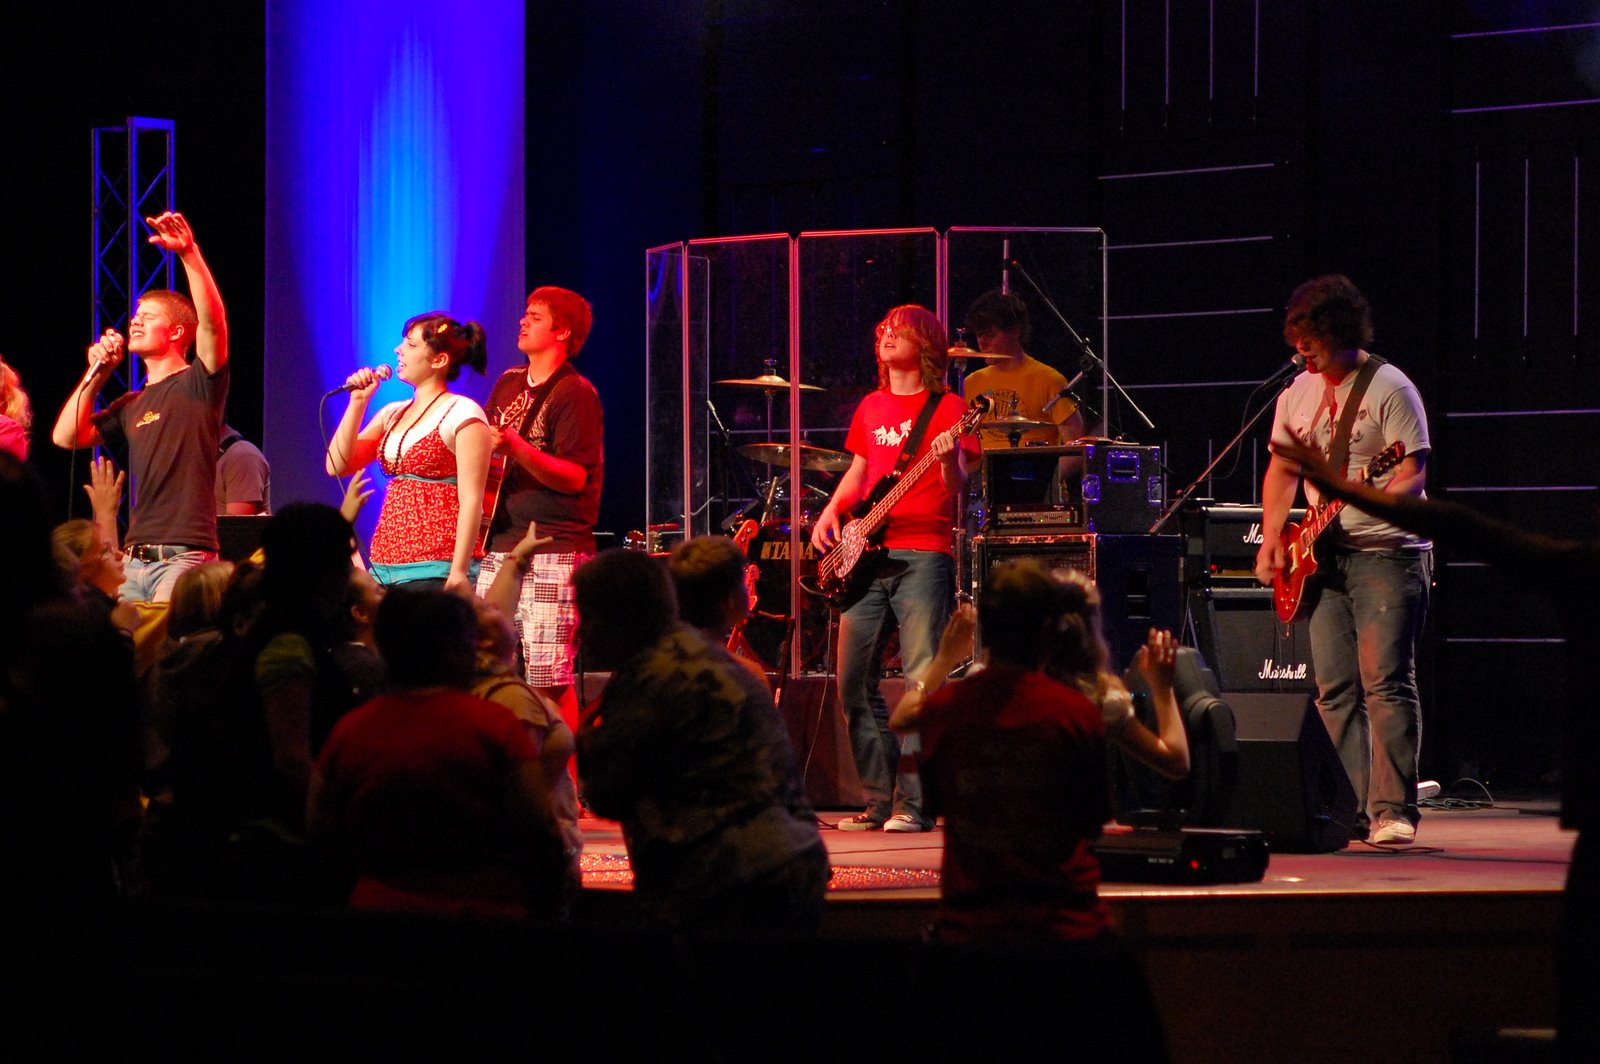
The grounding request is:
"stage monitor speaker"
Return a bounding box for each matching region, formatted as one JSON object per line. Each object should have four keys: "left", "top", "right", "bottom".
{"left": 971, "top": 533, "right": 1182, "bottom": 668}
{"left": 1188, "top": 586, "right": 1314, "bottom": 693}
{"left": 217, "top": 515, "right": 268, "bottom": 562}
{"left": 1112, "top": 648, "right": 1238, "bottom": 828}
{"left": 1218, "top": 691, "right": 1356, "bottom": 853}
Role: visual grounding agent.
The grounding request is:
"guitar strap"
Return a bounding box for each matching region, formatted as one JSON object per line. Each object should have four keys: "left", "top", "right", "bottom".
{"left": 1324, "top": 353, "right": 1387, "bottom": 541}
{"left": 1326, "top": 354, "right": 1387, "bottom": 479}
{"left": 505, "top": 361, "right": 575, "bottom": 442}
{"left": 891, "top": 391, "right": 944, "bottom": 481}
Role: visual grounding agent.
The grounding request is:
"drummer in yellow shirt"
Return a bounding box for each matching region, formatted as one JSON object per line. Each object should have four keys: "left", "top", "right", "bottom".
{"left": 959, "top": 289, "right": 1086, "bottom": 449}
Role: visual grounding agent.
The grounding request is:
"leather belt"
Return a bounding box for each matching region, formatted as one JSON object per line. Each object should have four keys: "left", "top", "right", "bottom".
{"left": 128, "top": 543, "right": 204, "bottom": 562}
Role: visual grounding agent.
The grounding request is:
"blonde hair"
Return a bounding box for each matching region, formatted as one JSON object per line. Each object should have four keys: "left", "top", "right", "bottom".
{"left": 876, "top": 305, "right": 949, "bottom": 393}
{"left": 0, "top": 359, "right": 32, "bottom": 433}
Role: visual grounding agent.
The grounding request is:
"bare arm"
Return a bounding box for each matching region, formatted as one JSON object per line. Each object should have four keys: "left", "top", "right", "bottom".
{"left": 1111, "top": 630, "right": 1190, "bottom": 780}
{"left": 147, "top": 213, "right": 228, "bottom": 374}
{"left": 447, "top": 419, "right": 492, "bottom": 593}
{"left": 486, "top": 521, "right": 556, "bottom": 616}
{"left": 811, "top": 454, "right": 869, "bottom": 551}
{"left": 51, "top": 330, "right": 124, "bottom": 449}
{"left": 1253, "top": 455, "right": 1301, "bottom": 585}
{"left": 83, "top": 455, "right": 125, "bottom": 552}
{"left": 490, "top": 424, "right": 588, "bottom": 495}
{"left": 324, "top": 373, "right": 385, "bottom": 476}
{"left": 890, "top": 602, "right": 976, "bottom": 734}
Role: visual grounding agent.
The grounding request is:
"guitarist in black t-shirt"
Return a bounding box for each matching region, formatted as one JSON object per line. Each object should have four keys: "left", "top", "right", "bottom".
{"left": 473, "top": 287, "right": 604, "bottom": 741}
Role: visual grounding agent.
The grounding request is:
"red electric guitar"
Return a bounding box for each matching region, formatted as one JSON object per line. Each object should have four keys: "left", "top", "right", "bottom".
{"left": 1273, "top": 441, "right": 1407, "bottom": 622}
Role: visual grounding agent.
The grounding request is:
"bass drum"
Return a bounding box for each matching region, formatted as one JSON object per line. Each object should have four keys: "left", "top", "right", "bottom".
{"left": 742, "top": 521, "right": 829, "bottom": 673}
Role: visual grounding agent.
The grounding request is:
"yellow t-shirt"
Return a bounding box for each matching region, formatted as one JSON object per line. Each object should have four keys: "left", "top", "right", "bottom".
{"left": 961, "top": 356, "right": 1077, "bottom": 449}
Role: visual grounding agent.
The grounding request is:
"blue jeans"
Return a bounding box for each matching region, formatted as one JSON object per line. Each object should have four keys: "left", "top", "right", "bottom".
{"left": 119, "top": 549, "right": 218, "bottom": 603}
{"left": 836, "top": 549, "right": 954, "bottom": 823}
{"left": 1307, "top": 548, "right": 1432, "bottom": 829}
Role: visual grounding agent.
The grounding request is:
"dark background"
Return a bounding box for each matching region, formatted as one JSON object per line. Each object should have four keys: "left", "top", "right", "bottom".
{"left": 8, "top": 1, "right": 1599, "bottom": 786}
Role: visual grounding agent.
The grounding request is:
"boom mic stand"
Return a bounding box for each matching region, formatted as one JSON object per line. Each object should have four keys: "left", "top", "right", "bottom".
{"left": 1007, "top": 256, "right": 1155, "bottom": 436}
{"left": 1148, "top": 365, "right": 1300, "bottom": 534}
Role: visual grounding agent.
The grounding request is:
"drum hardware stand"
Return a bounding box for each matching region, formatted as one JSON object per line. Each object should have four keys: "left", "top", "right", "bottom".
{"left": 1007, "top": 256, "right": 1154, "bottom": 437}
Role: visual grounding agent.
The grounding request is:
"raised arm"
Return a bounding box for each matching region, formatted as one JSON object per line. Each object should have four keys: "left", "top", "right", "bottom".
{"left": 146, "top": 212, "right": 228, "bottom": 374}
{"left": 51, "top": 329, "right": 123, "bottom": 449}
{"left": 83, "top": 455, "right": 126, "bottom": 553}
{"left": 1112, "top": 629, "right": 1190, "bottom": 780}
{"left": 324, "top": 372, "right": 386, "bottom": 475}
{"left": 486, "top": 520, "right": 556, "bottom": 616}
{"left": 889, "top": 602, "right": 976, "bottom": 734}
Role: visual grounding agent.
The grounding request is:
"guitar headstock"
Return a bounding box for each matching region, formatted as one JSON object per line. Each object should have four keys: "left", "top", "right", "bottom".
{"left": 1361, "top": 441, "right": 1408, "bottom": 483}
{"left": 957, "top": 391, "right": 994, "bottom": 433}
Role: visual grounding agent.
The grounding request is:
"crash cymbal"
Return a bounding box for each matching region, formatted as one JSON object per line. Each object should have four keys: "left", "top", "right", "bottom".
{"left": 714, "top": 373, "right": 825, "bottom": 392}
{"left": 947, "top": 345, "right": 1012, "bottom": 361}
{"left": 978, "top": 415, "right": 1057, "bottom": 434}
{"left": 737, "top": 441, "right": 853, "bottom": 473}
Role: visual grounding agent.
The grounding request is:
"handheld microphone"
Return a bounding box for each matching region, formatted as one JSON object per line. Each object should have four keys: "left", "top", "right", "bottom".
{"left": 325, "top": 364, "right": 393, "bottom": 396}
{"left": 81, "top": 355, "right": 111, "bottom": 387}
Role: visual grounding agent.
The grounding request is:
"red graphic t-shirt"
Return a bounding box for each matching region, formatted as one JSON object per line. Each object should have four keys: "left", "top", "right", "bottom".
{"left": 843, "top": 389, "right": 980, "bottom": 554}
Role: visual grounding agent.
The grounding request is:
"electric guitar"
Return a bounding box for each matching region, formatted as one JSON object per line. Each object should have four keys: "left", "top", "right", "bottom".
{"left": 476, "top": 451, "right": 510, "bottom": 554}
{"left": 1273, "top": 441, "right": 1407, "bottom": 622}
{"left": 814, "top": 394, "right": 990, "bottom": 610}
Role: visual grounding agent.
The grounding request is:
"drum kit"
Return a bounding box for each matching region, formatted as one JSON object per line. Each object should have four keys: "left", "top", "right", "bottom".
{"left": 703, "top": 347, "right": 1066, "bottom": 673}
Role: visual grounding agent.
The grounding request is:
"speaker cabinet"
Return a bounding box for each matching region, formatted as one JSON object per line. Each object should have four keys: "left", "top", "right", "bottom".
{"left": 971, "top": 533, "right": 1182, "bottom": 667}
{"left": 1218, "top": 691, "right": 1357, "bottom": 853}
{"left": 1188, "top": 586, "right": 1315, "bottom": 693}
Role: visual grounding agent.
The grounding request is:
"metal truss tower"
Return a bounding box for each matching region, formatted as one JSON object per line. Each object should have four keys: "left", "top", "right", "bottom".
{"left": 91, "top": 116, "right": 176, "bottom": 396}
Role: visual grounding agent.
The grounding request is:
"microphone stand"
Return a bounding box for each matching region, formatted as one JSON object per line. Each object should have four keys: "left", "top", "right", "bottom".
{"left": 1147, "top": 369, "right": 1298, "bottom": 534}
{"left": 1007, "top": 257, "right": 1154, "bottom": 436}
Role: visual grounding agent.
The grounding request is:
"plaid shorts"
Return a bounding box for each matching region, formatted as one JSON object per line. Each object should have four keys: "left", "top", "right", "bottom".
{"left": 476, "top": 551, "right": 589, "bottom": 688}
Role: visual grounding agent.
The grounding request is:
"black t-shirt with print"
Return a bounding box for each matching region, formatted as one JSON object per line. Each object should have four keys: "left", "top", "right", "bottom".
{"left": 95, "top": 361, "right": 229, "bottom": 549}
{"left": 483, "top": 363, "right": 603, "bottom": 554}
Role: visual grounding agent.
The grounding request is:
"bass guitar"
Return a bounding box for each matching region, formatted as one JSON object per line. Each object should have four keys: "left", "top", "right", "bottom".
{"left": 1273, "top": 440, "right": 1407, "bottom": 622}
{"left": 814, "top": 393, "right": 990, "bottom": 610}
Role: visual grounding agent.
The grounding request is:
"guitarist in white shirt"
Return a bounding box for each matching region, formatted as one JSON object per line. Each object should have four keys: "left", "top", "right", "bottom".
{"left": 1253, "top": 275, "right": 1433, "bottom": 847}
{"left": 811, "top": 305, "right": 981, "bottom": 833}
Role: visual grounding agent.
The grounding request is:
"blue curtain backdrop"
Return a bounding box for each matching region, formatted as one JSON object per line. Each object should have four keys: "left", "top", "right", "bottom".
{"left": 264, "top": 0, "right": 525, "bottom": 541}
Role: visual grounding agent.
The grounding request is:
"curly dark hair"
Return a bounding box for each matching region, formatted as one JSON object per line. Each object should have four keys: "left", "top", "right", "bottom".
{"left": 1283, "top": 275, "right": 1374, "bottom": 351}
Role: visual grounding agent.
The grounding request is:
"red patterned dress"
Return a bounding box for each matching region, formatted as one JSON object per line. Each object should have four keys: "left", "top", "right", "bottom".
{"left": 369, "top": 397, "right": 486, "bottom": 585}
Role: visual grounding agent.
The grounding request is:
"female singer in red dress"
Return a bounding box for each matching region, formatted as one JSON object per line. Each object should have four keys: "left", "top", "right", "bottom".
{"left": 325, "top": 312, "right": 491, "bottom": 591}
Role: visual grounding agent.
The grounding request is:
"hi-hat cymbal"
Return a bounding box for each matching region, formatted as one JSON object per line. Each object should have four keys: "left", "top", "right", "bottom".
{"left": 714, "top": 373, "right": 825, "bottom": 392}
{"left": 737, "top": 441, "right": 853, "bottom": 472}
{"left": 978, "top": 415, "right": 1057, "bottom": 434}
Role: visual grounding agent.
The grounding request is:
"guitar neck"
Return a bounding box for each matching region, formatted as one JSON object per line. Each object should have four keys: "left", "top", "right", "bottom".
{"left": 854, "top": 431, "right": 951, "bottom": 538}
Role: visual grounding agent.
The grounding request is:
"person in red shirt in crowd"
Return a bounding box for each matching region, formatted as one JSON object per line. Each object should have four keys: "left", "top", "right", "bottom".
{"left": 811, "top": 304, "right": 981, "bottom": 833}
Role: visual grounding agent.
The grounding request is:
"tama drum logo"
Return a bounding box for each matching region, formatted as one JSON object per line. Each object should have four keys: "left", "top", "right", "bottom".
{"left": 1259, "top": 658, "right": 1309, "bottom": 681}
{"left": 1242, "top": 523, "right": 1265, "bottom": 545}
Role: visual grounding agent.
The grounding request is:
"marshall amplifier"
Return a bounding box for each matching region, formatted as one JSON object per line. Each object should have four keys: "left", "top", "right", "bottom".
{"left": 1188, "top": 585, "right": 1315, "bottom": 693}
{"left": 1184, "top": 502, "right": 1306, "bottom": 587}
{"left": 971, "top": 532, "right": 1182, "bottom": 667}
{"left": 982, "top": 443, "right": 1164, "bottom": 535}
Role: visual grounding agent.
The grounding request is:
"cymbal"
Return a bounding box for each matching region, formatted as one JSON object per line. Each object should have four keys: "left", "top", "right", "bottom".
{"left": 978, "top": 415, "right": 1057, "bottom": 434}
{"left": 737, "top": 441, "right": 853, "bottom": 472}
{"left": 947, "top": 346, "right": 1011, "bottom": 361}
{"left": 714, "top": 373, "right": 825, "bottom": 392}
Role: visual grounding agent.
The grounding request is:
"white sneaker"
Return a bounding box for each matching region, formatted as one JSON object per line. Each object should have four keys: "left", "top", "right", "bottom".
{"left": 1417, "top": 780, "right": 1441, "bottom": 801}
{"left": 883, "top": 813, "right": 932, "bottom": 833}
{"left": 1370, "top": 818, "right": 1417, "bottom": 846}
